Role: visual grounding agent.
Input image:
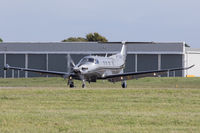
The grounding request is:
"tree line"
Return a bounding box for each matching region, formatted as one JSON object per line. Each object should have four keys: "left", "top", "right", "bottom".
{"left": 62, "top": 32, "right": 108, "bottom": 42}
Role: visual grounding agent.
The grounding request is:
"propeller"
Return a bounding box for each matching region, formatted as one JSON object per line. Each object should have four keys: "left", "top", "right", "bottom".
{"left": 66, "top": 54, "right": 76, "bottom": 74}
{"left": 66, "top": 54, "right": 84, "bottom": 87}
{"left": 70, "top": 57, "right": 75, "bottom": 67}
{"left": 62, "top": 54, "right": 76, "bottom": 81}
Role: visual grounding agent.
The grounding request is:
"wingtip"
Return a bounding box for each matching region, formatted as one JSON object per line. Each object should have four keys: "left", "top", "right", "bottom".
{"left": 191, "top": 64, "right": 195, "bottom": 68}
{"left": 187, "top": 64, "right": 195, "bottom": 69}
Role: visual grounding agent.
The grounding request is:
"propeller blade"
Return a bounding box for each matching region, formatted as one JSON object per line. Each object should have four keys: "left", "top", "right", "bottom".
{"left": 66, "top": 55, "right": 75, "bottom": 67}
{"left": 66, "top": 54, "right": 76, "bottom": 73}
{"left": 70, "top": 57, "right": 75, "bottom": 67}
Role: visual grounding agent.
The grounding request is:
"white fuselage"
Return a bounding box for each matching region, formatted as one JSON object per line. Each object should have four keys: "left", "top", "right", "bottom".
{"left": 73, "top": 43, "right": 127, "bottom": 81}
{"left": 74, "top": 56, "right": 122, "bottom": 77}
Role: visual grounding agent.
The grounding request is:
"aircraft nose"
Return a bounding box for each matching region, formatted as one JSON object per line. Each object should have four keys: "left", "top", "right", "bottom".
{"left": 73, "top": 67, "right": 81, "bottom": 73}
{"left": 81, "top": 67, "right": 88, "bottom": 71}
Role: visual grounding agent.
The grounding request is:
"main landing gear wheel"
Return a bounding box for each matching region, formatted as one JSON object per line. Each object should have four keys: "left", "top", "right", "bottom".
{"left": 68, "top": 79, "right": 74, "bottom": 88}
{"left": 69, "top": 81, "right": 74, "bottom": 88}
{"left": 81, "top": 79, "right": 86, "bottom": 88}
{"left": 82, "top": 84, "right": 85, "bottom": 88}
{"left": 121, "top": 81, "right": 127, "bottom": 88}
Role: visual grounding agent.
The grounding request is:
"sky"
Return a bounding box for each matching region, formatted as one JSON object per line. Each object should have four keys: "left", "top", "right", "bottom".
{"left": 0, "top": 0, "right": 200, "bottom": 48}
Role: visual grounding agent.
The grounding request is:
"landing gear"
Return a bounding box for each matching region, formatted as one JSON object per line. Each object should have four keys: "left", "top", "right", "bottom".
{"left": 121, "top": 81, "right": 127, "bottom": 88}
{"left": 68, "top": 79, "right": 74, "bottom": 88}
{"left": 82, "top": 79, "right": 86, "bottom": 88}
{"left": 82, "top": 84, "right": 85, "bottom": 88}
{"left": 69, "top": 81, "right": 74, "bottom": 88}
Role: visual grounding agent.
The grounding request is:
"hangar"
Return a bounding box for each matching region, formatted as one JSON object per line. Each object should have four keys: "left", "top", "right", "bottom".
{"left": 0, "top": 42, "right": 199, "bottom": 78}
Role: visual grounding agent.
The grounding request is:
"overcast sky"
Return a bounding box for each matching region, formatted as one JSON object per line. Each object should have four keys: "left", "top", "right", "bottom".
{"left": 0, "top": 0, "right": 200, "bottom": 48}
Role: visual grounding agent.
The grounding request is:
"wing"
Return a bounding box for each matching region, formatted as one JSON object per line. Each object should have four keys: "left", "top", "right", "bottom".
{"left": 102, "top": 65, "right": 195, "bottom": 82}
{"left": 4, "top": 64, "right": 75, "bottom": 78}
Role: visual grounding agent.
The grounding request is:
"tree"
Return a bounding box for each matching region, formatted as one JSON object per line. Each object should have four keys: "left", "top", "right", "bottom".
{"left": 62, "top": 32, "right": 108, "bottom": 42}
{"left": 86, "top": 32, "right": 108, "bottom": 42}
{"left": 0, "top": 38, "right": 3, "bottom": 42}
{"left": 62, "top": 37, "right": 87, "bottom": 42}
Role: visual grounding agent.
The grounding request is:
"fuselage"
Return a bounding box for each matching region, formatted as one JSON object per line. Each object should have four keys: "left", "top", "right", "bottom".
{"left": 73, "top": 43, "right": 127, "bottom": 82}
{"left": 73, "top": 56, "right": 125, "bottom": 82}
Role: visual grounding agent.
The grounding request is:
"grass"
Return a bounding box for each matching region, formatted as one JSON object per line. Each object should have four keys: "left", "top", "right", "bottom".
{"left": 0, "top": 77, "right": 200, "bottom": 88}
{"left": 0, "top": 77, "right": 200, "bottom": 132}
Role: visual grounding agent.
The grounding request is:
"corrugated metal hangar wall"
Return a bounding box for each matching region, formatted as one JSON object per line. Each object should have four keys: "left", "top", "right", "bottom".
{"left": 185, "top": 48, "right": 200, "bottom": 77}
{"left": 0, "top": 42, "right": 196, "bottom": 78}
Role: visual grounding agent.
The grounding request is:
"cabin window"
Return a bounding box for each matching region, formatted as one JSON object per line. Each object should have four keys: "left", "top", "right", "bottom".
{"left": 95, "top": 59, "right": 99, "bottom": 64}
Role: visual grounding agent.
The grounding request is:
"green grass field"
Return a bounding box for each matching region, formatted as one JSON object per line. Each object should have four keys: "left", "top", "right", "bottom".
{"left": 0, "top": 77, "right": 200, "bottom": 133}
{"left": 0, "top": 77, "right": 200, "bottom": 88}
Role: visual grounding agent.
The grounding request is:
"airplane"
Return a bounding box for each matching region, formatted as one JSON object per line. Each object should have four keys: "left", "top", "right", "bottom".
{"left": 4, "top": 41, "right": 194, "bottom": 88}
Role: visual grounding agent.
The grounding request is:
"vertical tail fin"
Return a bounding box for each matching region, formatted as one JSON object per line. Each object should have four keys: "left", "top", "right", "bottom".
{"left": 120, "top": 41, "right": 127, "bottom": 62}
{"left": 110, "top": 41, "right": 127, "bottom": 67}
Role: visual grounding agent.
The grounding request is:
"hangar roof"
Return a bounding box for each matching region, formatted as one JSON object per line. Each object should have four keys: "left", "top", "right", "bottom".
{"left": 0, "top": 42, "right": 185, "bottom": 54}
{"left": 186, "top": 48, "right": 200, "bottom": 54}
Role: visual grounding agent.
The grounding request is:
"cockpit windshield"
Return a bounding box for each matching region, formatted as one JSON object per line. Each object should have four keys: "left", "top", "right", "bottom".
{"left": 79, "top": 57, "right": 94, "bottom": 65}
{"left": 88, "top": 58, "right": 94, "bottom": 63}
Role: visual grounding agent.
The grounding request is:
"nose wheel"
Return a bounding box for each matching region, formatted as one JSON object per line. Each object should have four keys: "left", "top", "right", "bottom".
{"left": 69, "top": 81, "right": 74, "bottom": 88}
{"left": 121, "top": 81, "right": 127, "bottom": 88}
{"left": 68, "top": 79, "right": 74, "bottom": 88}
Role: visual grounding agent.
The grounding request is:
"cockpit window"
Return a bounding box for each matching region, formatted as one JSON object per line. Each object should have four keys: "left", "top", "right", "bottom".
{"left": 80, "top": 58, "right": 87, "bottom": 64}
{"left": 88, "top": 58, "right": 94, "bottom": 63}
{"left": 79, "top": 57, "right": 95, "bottom": 65}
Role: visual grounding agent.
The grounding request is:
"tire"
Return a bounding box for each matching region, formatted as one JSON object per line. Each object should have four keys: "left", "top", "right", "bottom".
{"left": 69, "top": 82, "right": 74, "bottom": 88}
{"left": 82, "top": 84, "right": 85, "bottom": 88}
{"left": 122, "top": 82, "right": 127, "bottom": 88}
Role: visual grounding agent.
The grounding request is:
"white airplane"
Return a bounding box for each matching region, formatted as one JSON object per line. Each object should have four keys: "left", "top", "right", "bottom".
{"left": 4, "top": 42, "right": 194, "bottom": 88}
